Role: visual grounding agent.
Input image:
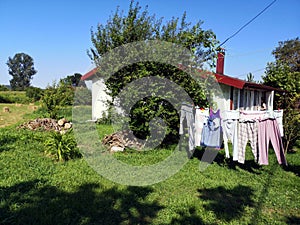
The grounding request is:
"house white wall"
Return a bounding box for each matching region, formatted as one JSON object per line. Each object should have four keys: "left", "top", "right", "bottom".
{"left": 91, "top": 78, "right": 112, "bottom": 120}
{"left": 212, "top": 83, "right": 231, "bottom": 112}
{"left": 91, "top": 77, "right": 124, "bottom": 120}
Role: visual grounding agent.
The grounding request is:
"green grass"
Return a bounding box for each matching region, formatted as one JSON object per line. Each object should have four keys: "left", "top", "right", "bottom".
{"left": 0, "top": 103, "right": 38, "bottom": 128}
{"left": 0, "top": 123, "right": 299, "bottom": 224}
{"left": 0, "top": 91, "right": 29, "bottom": 104}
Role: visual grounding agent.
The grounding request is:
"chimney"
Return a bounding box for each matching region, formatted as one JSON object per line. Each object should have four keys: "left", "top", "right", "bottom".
{"left": 216, "top": 51, "right": 225, "bottom": 74}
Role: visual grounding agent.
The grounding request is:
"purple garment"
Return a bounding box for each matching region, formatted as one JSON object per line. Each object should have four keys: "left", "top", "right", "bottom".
{"left": 200, "top": 109, "right": 223, "bottom": 148}
{"left": 258, "top": 119, "right": 287, "bottom": 166}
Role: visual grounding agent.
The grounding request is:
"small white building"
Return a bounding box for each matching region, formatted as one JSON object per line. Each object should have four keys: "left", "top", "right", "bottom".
{"left": 81, "top": 51, "right": 284, "bottom": 120}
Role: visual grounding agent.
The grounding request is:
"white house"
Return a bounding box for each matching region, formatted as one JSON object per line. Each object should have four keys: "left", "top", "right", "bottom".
{"left": 81, "top": 51, "right": 284, "bottom": 120}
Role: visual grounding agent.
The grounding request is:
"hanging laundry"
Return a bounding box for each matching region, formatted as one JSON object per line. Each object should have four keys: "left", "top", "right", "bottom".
{"left": 273, "top": 110, "right": 284, "bottom": 137}
{"left": 200, "top": 108, "right": 222, "bottom": 148}
{"left": 194, "top": 107, "right": 209, "bottom": 147}
{"left": 237, "top": 111, "right": 266, "bottom": 164}
{"left": 179, "top": 103, "right": 195, "bottom": 152}
{"left": 238, "top": 121, "right": 258, "bottom": 164}
{"left": 222, "top": 110, "right": 239, "bottom": 159}
{"left": 258, "top": 118, "right": 287, "bottom": 166}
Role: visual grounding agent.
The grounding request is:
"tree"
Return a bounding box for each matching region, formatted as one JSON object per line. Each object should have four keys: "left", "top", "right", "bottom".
{"left": 0, "top": 85, "right": 9, "bottom": 91}
{"left": 41, "top": 81, "right": 74, "bottom": 119}
{"left": 272, "top": 37, "right": 300, "bottom": 72}
{"left": 262, "top": 37, "right": 300, "bottom": 152}
{"left": 60, "top": 73, "right": 86, "bottom": 87}
{"left": 246, "top": 72, "right": 255, "bottom": 82}
{"left": 25, "top": 86, "right": 44, "bottom": 102}
{"left": 7, "top": 53, "right": 37, "bottom": 90}
{"left": 88, "top": 1, "right": 218, "bottom": 145}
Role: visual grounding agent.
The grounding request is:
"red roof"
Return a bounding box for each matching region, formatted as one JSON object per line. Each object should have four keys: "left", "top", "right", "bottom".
{"left": 81, "top": 67, "right": 284, "bottom": 92}
{"left": 81, "top": 68, "right": 98, "bottom": 81}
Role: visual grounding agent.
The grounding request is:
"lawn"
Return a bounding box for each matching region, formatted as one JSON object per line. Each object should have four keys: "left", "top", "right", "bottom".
{"left": 0, "top": 103, "right": 38, "bottom": 128}
{"left": 0, "top": 115, "right": 299, "bottom": 224}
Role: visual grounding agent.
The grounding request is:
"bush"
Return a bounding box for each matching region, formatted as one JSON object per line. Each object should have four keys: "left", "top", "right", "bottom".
{"left": 41, "top": 81, "right": 74, "bottom": 119}
{"left": 0, "top": 91, "right": 29, "bottom": 103}
{"left": 0, "top": 85, "right": 9, "bottom": 91}
{"left": 44, "top": 130, "right": 81, "bottom": 161}
{"left": 74, "top": 87, "right": 92, "bottom": 105}
{"left": 25, "top": 87, "right": 44, "bottom": 102}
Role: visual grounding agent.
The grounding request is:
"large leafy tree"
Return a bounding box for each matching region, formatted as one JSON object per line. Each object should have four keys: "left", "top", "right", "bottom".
{"left": 88, "top": 1, "right": 218, "bottom": 145}
{"left": 7, "top": 53, "right": 37, "bottom": 90}
{"left": 262, "top": 37, "right": 300, "bottom": 152}
{"left": 272, "top": 37, "right": 300, "bottom": 72}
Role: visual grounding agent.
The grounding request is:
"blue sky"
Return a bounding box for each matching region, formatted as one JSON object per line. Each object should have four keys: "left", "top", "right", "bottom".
{"left": 0, "top": 0, "right": 299, "bottom": 88}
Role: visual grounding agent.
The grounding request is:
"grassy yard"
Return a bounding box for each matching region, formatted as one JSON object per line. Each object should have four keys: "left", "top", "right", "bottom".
{"left": 0, "top": 122, "right": 299, "bottom": 225}
{"left": 0, "top": 103, "right": 38, "bottom": 128}
{"left": 0, "top": 105, "right": 299, "bottom": 224}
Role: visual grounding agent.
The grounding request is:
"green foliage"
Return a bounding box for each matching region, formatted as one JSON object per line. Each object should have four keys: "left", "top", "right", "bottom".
{"left": 41, "top": 81, "right": 74, "bottom": 119}
{"left": 0, "top": 85, "right": 9, "bottom": 91}
{"left": 263, "top": 37, "right": 300, "bottom": 152}
{"left": 25, "top": 86, "right": 44, "bottom": 102}
{"left": 74, "top": 86, "right": 92, "bottom": 105}
{"left": 89, "top": 1, "right": 218, "bottom": 145}
{"left": 263, "top": 62, "right": 300, "bottom": 96}
{"left": 246, "top": 72, "right": 255, "bottom": 82}
{"left": 60, "top": 73, "right": 86, "bottom": 87}
{"left": 6, "top": 53, "right": 37, "bottom": 90}
{"left": 272, "top": 37, "right": 300, "bottom": 72}
{"left": 44, "top": 130, "right": 81, "bottom": 161}
{"left": 0, "top": 91, "right": 29, "bottom": 103}
{"left": 89, "top": 1, "right": 217, "bottom": 64}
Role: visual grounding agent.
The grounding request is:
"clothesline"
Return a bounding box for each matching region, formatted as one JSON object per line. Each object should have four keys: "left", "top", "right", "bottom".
{"left": 180, "top": 104, "right": 287, "bottom": 166}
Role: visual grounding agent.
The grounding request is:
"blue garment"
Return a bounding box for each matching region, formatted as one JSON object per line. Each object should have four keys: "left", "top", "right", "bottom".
{"left": 200, "top": 109, "right": 222, "bottom": 148}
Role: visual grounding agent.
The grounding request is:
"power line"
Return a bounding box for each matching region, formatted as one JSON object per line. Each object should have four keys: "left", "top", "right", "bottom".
{"left": 218, "top": 0, "right": 277, "bottom": 48}
{"left": 226, "top": 47, "right": 273, "bottom": 57}
{"left": 237, "top": 68, "right": 266, "bottom": 78}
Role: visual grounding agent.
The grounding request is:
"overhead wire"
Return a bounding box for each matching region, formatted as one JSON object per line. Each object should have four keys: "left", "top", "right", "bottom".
{"left": 236, "top": 68, "right": 266, "bottom": 78}
{"left": 226, "top": 47, "right": 273, "bottom": 57}
{"left": 218, "top": 0, "right": 277, "bottom": 48}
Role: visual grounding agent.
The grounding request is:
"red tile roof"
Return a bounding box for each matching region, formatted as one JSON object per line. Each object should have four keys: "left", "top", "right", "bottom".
{"left": 81, "top": 67, "right": 284, "bottom": 92}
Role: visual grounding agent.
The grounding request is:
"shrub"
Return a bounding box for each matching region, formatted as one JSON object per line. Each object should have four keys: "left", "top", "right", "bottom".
{"left": 41, "top": 81, "right": 74, "bottom": 119}
{"left": 44, "top": 130, "right": 81, "bottom": 161}
{"left": 25, "top": 86, "right": 44, "bottom": 102}
{"left": 0, "top": 85, "right": 9, "bottom": 91}
{"left": 0, "top": 91, "right": 29, "bottom": 103}
{"left": 74, "top": 87, "right": 92, "bottom": 105}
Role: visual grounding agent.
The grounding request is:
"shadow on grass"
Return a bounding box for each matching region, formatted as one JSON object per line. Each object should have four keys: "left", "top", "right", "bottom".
{"left": 283, "top": 163, "right": 300, "bottom": 177}
{"left": 193, "top": 148, "right": 262, "bottom": 174}
{"left": 0, "top": 180, "right": 163, "bottom": 225}
{"left": 198, "top": 185, "right": 255, "bottom": 222}
{"left": 169, "top": 207, "right": 206, "bottom": 225}
{"left": 286, "top": 215, "right": 300, "bottom": 225}
{"left": 283, "top": 151, "right": 300, "bottom": 177}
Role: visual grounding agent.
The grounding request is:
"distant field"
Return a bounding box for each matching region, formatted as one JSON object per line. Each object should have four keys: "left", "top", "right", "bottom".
{"left": 0, "top": 91, "right": 29, "bottom": 104}
{"left": 0, "top": 103, "right": 38, "bottom": 127}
